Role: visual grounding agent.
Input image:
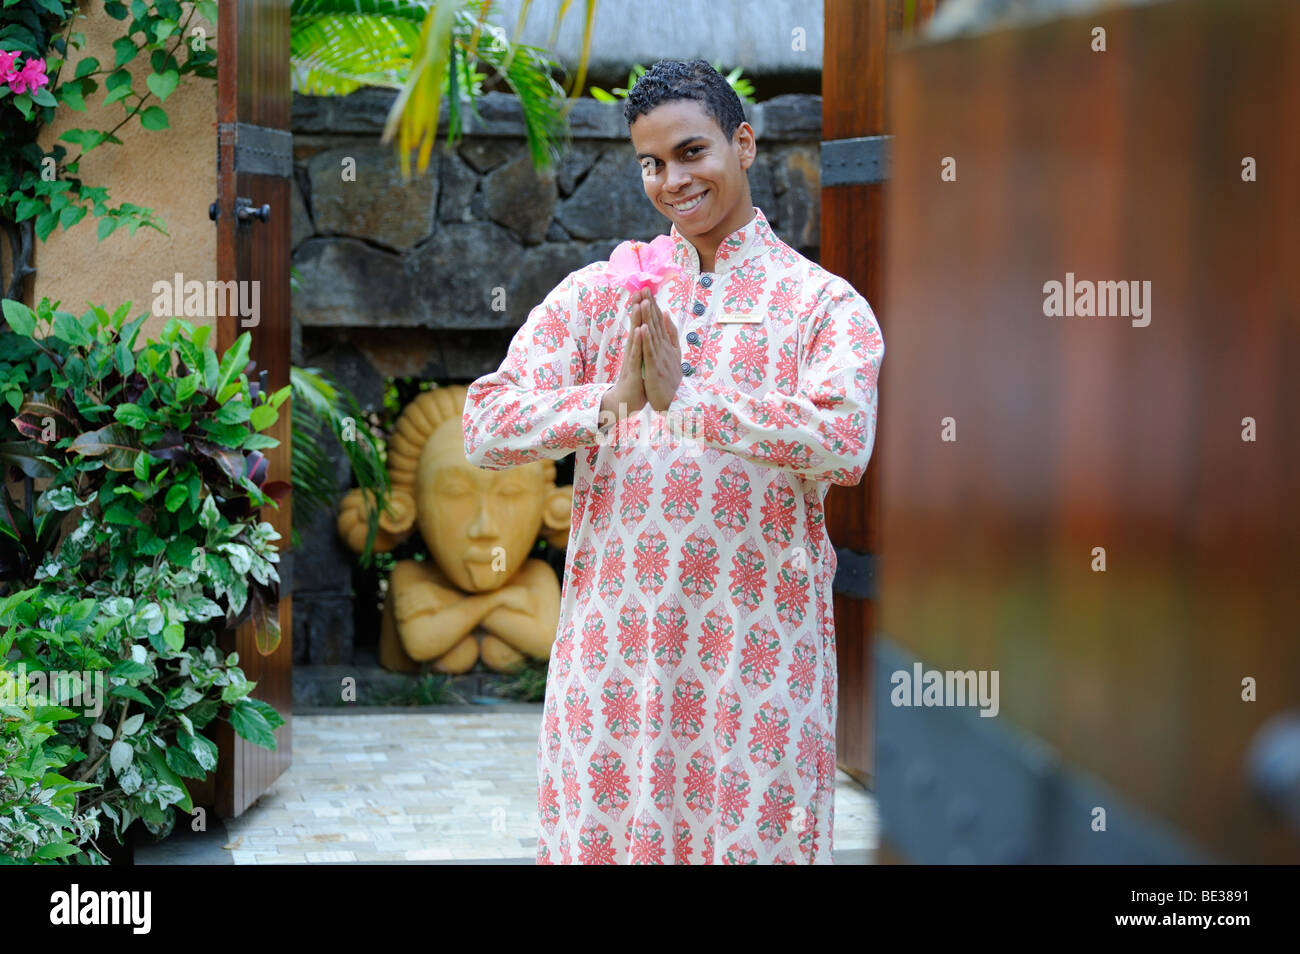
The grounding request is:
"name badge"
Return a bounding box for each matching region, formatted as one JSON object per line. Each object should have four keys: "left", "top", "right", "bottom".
{"left": 716, "top": 312, "right": 762, "bottom": 324}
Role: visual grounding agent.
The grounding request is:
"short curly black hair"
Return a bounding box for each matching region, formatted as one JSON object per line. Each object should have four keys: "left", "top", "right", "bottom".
{"left": 623, "top": 59, "right": 748, "bottom": 142}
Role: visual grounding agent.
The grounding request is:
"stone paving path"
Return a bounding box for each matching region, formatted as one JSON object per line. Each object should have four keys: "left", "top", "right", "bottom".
{"left": 205, "top": 707, "right": 879, "bottom": 863}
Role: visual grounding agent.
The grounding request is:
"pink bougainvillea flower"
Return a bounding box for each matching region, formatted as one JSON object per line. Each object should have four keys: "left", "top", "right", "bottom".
{"left": 8, "top": 57, "right": 48, "bottom": 95}
{"left": 608, "top": 234, "right": 681, "bottom": 295}
{"left": 0, "top": 50, "right": 19, "bottom": 82}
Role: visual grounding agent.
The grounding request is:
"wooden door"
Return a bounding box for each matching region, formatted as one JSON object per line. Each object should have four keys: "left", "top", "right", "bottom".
{"left": 210, "top": 0, "right": 294, "bottom": 817}
{"left": 876, "top": 0, "right": 1300, "bottom": 862}
{"left": 821, "top": 0, "right": 940, "bottom": 787}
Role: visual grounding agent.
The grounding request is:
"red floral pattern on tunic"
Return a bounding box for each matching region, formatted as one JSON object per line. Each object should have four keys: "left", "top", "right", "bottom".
{"left": 464, "top": 206, "right": 884, "bottom": 864}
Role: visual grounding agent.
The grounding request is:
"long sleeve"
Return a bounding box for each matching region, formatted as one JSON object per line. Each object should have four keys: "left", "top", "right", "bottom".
{"left": 463, "top": 272, "right": 613, "bottom": 470}
{"left": 666, "top": 279, "right": 883, "bottom": 486}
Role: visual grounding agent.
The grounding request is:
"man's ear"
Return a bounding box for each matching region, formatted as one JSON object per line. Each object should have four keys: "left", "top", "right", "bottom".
{"left": 735, "top": 122, "right": 757, "bottom": 170}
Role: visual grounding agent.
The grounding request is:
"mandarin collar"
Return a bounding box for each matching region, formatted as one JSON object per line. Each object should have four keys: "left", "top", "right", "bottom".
{"left": 670, "top": 205, "right": 773, "bottom": 276}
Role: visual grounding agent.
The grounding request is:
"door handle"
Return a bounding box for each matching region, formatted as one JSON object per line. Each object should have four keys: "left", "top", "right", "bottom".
{"left": 235, "top": 197, "right": 271, "bottom": 223}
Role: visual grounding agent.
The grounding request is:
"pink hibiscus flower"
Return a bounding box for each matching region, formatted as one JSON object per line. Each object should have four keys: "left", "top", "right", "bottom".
{"left": 0, "top": 50, "right": 19, "bottom": 82}
{"left": 8, "top": 57, "right": 48, "bottom": 95}
{"left": 608, "top": 235, "right": 681, "bottom": 294}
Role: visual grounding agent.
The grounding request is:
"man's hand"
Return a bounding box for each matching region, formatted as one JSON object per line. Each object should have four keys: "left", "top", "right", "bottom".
{"left": 599, "top": 299, "right": 649, "bottom": 428}
{"left": 636, "top": 288, "right": 683, "bottom": 412}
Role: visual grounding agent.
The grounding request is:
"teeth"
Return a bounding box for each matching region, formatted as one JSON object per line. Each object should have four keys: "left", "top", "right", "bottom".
{"left": 672, "top": 192, "right": 706, "bottom": 212}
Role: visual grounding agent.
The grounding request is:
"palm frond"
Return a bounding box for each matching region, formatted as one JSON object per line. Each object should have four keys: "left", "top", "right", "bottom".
{"left": 291, "top": 14, "right": 424, "bottom": 94}
{"left": 292, "top": 0, "right": 433, "bottom": 21}
{"left": 290, "top": 366, "right": 391, "bottom": 564}
{"left": 455, "top": 12, "right": 568, "bottom": 170}
{"left": 382, "top": 0, "right": 466, "bottom": 179}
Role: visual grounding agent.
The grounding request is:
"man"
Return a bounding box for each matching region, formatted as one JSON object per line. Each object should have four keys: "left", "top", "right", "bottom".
{"left": 463, "top": 59, "right": 884, "bottom": 863}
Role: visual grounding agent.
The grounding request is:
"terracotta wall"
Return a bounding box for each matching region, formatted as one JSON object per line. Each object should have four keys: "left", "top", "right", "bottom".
{"left": 30, "top": 1, "right": 217, "bottom": 344}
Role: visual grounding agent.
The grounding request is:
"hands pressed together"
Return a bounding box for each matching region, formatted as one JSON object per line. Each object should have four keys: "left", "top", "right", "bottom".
{"left": 601, "top": 287, "right": 685, "bottom": 423}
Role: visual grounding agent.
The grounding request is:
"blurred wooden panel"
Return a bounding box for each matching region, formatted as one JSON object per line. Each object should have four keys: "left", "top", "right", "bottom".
{"left": 880, "top": 0, "right": 1300, "bottom": 861}
{"left": 823, "top": 0, "right": 939, "bottom": 788}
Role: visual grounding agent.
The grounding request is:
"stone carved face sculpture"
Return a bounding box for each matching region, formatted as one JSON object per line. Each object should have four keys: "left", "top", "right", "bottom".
{"left": 337, "top": 384, "right": 572, "bottom": 674}
{"left": 416, "top": 418, "right": 549, "bottom": 593}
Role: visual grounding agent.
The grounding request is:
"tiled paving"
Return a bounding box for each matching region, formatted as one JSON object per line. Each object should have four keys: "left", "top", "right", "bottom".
{"left": 146, "top": 707, "right": 879, "bottom": 864}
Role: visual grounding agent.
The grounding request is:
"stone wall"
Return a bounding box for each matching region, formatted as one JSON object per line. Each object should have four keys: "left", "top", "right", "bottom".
{"left": 289, "top": 88, "right": 825, "bottom": 669}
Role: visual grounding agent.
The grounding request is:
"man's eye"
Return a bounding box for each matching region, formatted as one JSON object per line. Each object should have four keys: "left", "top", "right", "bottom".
{"left": 687, "top": 146, "right": 703, "bottom": 156}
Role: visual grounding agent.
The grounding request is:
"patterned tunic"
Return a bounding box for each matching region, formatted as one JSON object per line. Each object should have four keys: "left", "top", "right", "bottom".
{"left": 463, "top": 206, "right": 884, "bottom": 863}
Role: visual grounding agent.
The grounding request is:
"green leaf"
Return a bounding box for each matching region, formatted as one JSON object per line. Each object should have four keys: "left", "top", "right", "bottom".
{"left": 34, "top": 844, "right": 79, "bottom": 859}
{"left": 141, "top": 745, "right": 193, "bottom": 811}
{"left": 133, "top": 449, "right": 150, "bottom": 481}
{"left": 176, "top": 373, "right": 198, "bottom": 401}
{"left": 102, "top": 81, "right": 132, "bottom": 107}
{"left": 215, "top": 401, "right": 250, "bottom": 424}
{"left": 59, "top": 204, "right": 86, "bottom": 228}
{"left": 59, "top": 81, "right": 86, "bottom": 111}
{"left": 215, "top": 333, "right": 250, "bottom": 398}
{"left": 146, "top": 69, "right": 178, "bottom": 102}
{"left": 139, "top": 106, "right": 169, "bottom": 130}
{"left": 109, "top": 659, "right": 153, "bottom": 681}
{"left": 113, "top": 37, "right": 137, "bottom": 69}
{"left": 250, "top": 404, "right": 277, "bottom": 431}
{"left": 114, "top": 404, "right": 149, "bottom": 428}
{"left": 2, "top": 299, "right": 37, "bottom": 337}
{"left": 30, "top": 86, "right": 57, "bottom": 108}
{"left": 241, "top": 696, "right": 285, "bottom": 730}
{"left": 228, "top": 700, "right": 276, "bottom": 749}
{"left": 68, "top": 425, "right": 139, "bottom": 471}
{"left": 51, "top": 310, "right": 93, "bottom": 347}
{"left": 164, "top": 744, "right": 204, "bottom": 779}
{"left": 74, "top": 56, "right": 99, "bottom": 78}
{"left": 35, "top": 210, "right": 59, "bottom": 242}
{"left": 110, "top": 739, "right": 133, "bottom": 773}
{"left": 180, "top": 730, "right": 217, "bottom": 771}
{"left": 98, "top": 216, "right": 119, "bottom": 240}
{"left": 164, "top": 483, "right": 188, "bottom": 512}
{"left": 109, "top": 684, "right": 152, "bottom": 706}
{"left": 162, "top": 622, "right": 184, "bottom": 651}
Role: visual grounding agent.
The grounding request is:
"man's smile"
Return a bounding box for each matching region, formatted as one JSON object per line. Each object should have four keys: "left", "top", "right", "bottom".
{"left": 667, "top": 189, "right": 709, "bottom": 215}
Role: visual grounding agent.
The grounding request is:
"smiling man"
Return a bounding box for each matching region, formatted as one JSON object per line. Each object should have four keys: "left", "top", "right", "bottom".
{"left": 463, "top": 59, "right": 884, "bottom": 864}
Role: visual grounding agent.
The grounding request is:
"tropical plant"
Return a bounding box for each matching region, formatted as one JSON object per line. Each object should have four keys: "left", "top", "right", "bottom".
{"left": 290, "top": 0, "right": 598, "bottom": 179}
{"left": 0, "top": 636, "right": 100, "bottom": 862}
{"left": 289, "top": 365, "right": 389, "bottom": 561}
{"left": 0, "top": 296, "right": 289, "bottom": 861}
{"left": 589, "top": 61, "right": 756, "bottom": 104}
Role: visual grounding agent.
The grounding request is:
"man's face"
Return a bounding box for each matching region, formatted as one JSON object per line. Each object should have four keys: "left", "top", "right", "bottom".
{"left": 630, "top": 98, "right": 755, "bottom": 245}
